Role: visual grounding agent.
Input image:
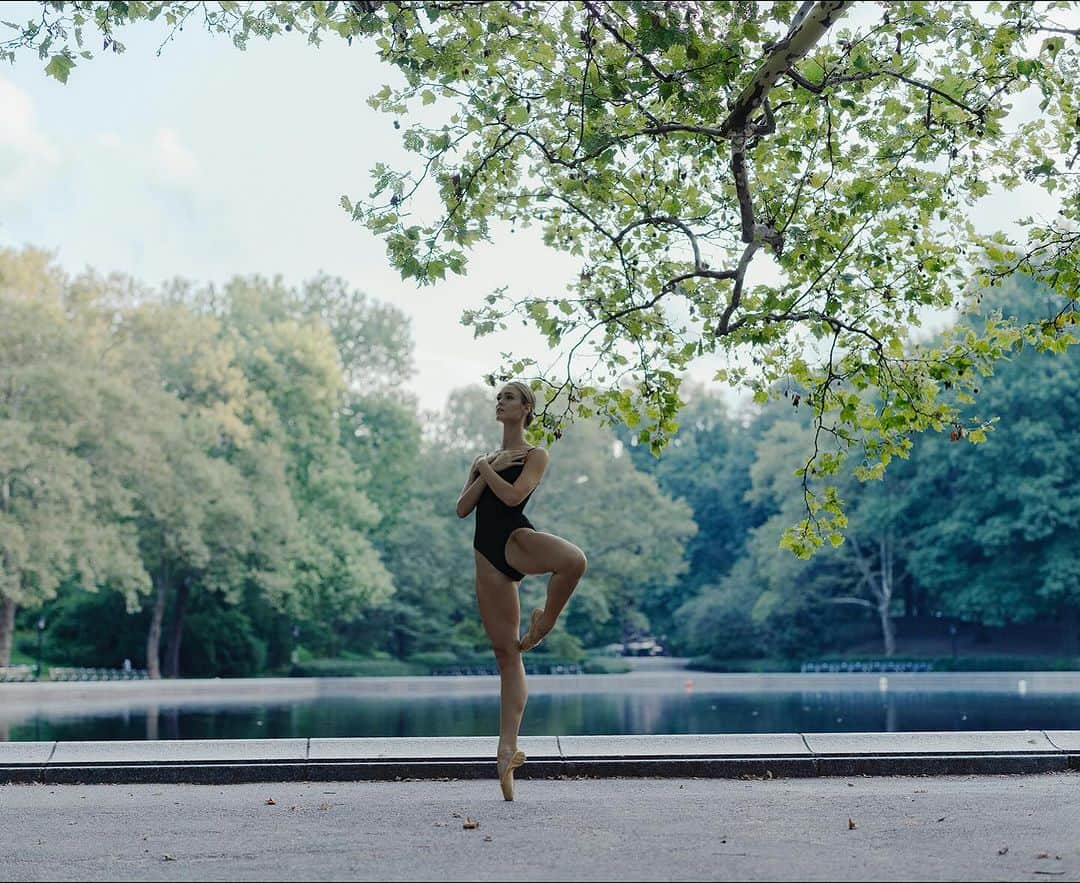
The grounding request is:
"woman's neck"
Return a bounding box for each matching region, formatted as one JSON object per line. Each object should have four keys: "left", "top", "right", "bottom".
{"left": 500, "top": 430, "right": 529, "bottom": 450}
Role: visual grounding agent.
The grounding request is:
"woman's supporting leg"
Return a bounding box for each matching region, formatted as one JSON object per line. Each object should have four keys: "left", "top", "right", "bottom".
{"left": 474, "top": 552, "right": 528, "bottom": 757}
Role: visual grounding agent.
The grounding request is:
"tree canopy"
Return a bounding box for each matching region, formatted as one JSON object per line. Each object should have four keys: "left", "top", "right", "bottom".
{"left": 4, "top": 0, "right": 1078, "bottom": 555}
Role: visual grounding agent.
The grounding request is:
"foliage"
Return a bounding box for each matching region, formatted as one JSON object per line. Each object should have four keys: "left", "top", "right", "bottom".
{"left": 582, "top": 655, "right": 633, "bottom": 673}
{"left": 289, "top": 657, "right": 426, "bottom": 677}
{"left": 178, "top": 592, "right": 268, "bottom": 678}
{"left": 5, "top": 1, "right": 1078, "bottom": 554}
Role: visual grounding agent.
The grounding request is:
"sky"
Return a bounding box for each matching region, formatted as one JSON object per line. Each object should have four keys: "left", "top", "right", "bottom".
{"left": 0, "top": 2, "right": 1068, "bottom": 423}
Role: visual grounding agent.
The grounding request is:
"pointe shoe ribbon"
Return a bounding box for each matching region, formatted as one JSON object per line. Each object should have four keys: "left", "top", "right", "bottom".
{"left": 497, "top": 749, "right": 526, "bottom": 801}
{"left": 518, "top": 608, "right": 548, "bottom": 652}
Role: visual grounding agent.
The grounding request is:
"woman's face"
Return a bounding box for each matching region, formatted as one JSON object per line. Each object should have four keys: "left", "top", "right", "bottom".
{"left": 496, "top": 387, "right": 527, "bottom": 424}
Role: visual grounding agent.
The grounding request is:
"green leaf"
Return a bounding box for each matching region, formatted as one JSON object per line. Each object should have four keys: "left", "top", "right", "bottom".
{"left": 45, "top": 53, "right": 75, "bottom": 83}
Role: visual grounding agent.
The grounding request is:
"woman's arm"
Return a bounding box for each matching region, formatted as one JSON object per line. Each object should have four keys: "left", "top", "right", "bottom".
{"left": 475, "top": 448, "right": 548, "bottom": 507}
{"left": 456, "top": 458, "right": 488, "bottom": 518}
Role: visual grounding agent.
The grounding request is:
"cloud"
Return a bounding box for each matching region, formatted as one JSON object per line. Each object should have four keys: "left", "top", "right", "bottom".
{"left": 151, "top": 127, "right": 198, "bottom": 183}
{"left": 0, "top": 76, "right": 61, "bottom": 201}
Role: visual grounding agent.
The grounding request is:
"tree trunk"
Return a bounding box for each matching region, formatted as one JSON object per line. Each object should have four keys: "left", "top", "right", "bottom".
{"left": 0, "top": 595, "right": 15, "bottom": 667}
{"left": 163, "top": 577, "right": 191, "bottom": 679}
{"left": 146, "top": 576, "right": 169, "bottom": 680}
{"left": 879, "top": 530, "right": 895, "bottom": 657}
{"left": 879, "top": 598, "right": 896, "bottom": 657}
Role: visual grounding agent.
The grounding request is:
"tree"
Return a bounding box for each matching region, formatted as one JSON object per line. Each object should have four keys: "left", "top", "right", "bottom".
{"left": 898, "top": 276, "right": 1080, "bottom": 649}
{"left": 0, "top": 247, "right": 152, "bottom": 667}
{"left": 4, "top": 1, "right": 1078, "bottom": 556}
{"left": 174, "top": 276, "right": 397, "bottom": 659}
{"left": 611, "top": 376, "right": 763, "bottom": 646}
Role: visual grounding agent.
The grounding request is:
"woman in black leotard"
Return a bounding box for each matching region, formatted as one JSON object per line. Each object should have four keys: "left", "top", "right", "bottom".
{"left": 455, "top": 380, "right": 587, "bottom": 801}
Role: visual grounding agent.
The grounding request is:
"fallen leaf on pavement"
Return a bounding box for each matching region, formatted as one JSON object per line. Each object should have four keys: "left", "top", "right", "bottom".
{"left": 998, "top": 847, "right": 1009, "bottom": 856}
{"left": 937, "top": 817, "right": 946, "bottom": 823}
{"left": 848, "top": 818, "right": 857, "bottom": 830}
{"left": 463, "top": 818, "right": 480, "bottom": 830}
{"left": 265, "top": 798, "right": 276, "bottom": 805}
{"left": 162, "top": 854, "right": 176, "bottom": 862}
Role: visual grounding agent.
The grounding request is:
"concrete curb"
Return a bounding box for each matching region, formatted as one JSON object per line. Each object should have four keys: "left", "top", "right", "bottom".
{"left": 1, "top": 732, "right": 1077, "bottom": 784}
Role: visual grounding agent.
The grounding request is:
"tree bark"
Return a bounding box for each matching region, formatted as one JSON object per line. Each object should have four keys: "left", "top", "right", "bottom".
{"left": 879, "top": 596, "right": 896, "bottom": 657}
{"left": 163, "top": 577, "right": 191, "bottom": 679}
{"left": 878, "top": 529, "right": 896, "bottom": 657}
{"left": 146, "top": 574, "right": 169, "bottom": 680}
{"left": 0, "top": 595, "right": 16, "bottom": 668}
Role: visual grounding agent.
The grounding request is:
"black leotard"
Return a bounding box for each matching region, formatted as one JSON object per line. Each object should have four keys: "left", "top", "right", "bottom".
{"left": 473, "top": 447, "right": 538, "bottom": 581}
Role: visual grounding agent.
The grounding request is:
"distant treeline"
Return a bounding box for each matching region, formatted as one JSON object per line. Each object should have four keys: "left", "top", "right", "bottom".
{"left": 2, "top": 247, "right": 1076, "bottom": 677}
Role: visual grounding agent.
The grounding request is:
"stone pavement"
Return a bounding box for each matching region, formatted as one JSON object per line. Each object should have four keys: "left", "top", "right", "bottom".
{"left": 0, "top": 772, "right": 1077, "bottom": 881}
{"left": 1, "top": 731, "right": 1078, "bottom": 784}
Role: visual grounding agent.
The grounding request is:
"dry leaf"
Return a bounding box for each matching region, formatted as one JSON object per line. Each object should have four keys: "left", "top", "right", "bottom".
{"left": 162, "top": 854, "right": 176, "bottom": 862}
{"left": 318, "top": 801, "right": 331, "bottom": 811}
{"left": 937, "top": 817, "right": 946, "bottom": 823}
{"left": 848, "top": 818, "right": 857, "bottom": 830}
{"left": 265, "top": 798, "right": 276, "bottom": 806}
{"left": 463, "top": 818, "right": 480, "bottom": 830}
{"left": 998, "top": 847, "right": 1009, "bottom": 856}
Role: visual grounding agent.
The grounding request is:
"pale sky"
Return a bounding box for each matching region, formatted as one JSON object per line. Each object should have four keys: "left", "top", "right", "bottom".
{"left": 0, "top": 2, "right": 1067, "bottom": 422}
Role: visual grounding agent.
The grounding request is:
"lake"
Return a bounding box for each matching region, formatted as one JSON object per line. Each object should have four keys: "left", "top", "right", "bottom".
{"left": 2, "top": 670, "right": 1078, "bottom": 741}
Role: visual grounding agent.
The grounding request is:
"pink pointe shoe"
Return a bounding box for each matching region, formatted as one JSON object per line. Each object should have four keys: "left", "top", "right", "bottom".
{"left": 497, "top": 748, "right": 526, "bottom": 801}
{"left": 518, "top": 608, "right": 549, "bottom": 653}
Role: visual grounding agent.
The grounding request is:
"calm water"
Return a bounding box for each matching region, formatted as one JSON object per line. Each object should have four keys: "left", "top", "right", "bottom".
{"left": 4, "top": 689, "right": 1080, "bottom": 741}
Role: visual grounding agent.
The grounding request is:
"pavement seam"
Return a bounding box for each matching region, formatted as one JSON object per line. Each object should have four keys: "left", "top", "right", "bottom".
{"left": 799, "top": 734, "right": 822, "bottom": 776}
{"left": 1042, "top": 730, "right": 1065, "bottom": 751}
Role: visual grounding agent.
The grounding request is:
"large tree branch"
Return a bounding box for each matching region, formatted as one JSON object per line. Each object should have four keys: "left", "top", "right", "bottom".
{"left": 719, "top": 1, "right": 853, "bottom": 138}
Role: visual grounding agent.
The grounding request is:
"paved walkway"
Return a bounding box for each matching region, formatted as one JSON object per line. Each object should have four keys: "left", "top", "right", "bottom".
{"left": 1, "top": 772, "right": 1077, "bottom": 881}
{"left": 1, "top": 731, "right": 1078, "bottom": 784}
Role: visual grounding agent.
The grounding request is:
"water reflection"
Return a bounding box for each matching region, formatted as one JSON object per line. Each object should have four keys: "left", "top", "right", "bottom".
{"left": 4, "top": 689, "right": 1080, "bottom": 741}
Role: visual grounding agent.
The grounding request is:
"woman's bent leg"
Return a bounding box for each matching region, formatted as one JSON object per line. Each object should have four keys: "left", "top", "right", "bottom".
{"left": 505, "top": 530, "right": 588, "bottom": 650}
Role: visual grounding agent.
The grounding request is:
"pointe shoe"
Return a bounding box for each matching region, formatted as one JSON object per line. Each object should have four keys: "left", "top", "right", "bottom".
{"left": 518, "top": 608, "right": 549, "bottom": 653}
{"left": 497, "top": 749, "right": 526, "bottom": 801}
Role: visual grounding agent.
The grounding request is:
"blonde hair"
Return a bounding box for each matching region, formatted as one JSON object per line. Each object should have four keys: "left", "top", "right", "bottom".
{"left": 502, "top": 380, "right": 536, "bottom": 428}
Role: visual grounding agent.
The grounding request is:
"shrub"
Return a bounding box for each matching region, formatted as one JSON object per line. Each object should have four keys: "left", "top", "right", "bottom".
{"left": 582, "top": 656, "right": 633, "bottom": 674}
{"left": 289, "top": 658, "right": 426, "bottom": 677}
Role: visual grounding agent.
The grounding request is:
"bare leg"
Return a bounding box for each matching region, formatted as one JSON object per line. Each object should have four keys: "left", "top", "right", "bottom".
{"left": 521, "top": 557, "right": 587, "bottom": 651}
{"left": 495, "top": 648, "right": 527, "bottom": 757}
{"left": 474, "top": 551, "right": 529, "bottom": 799}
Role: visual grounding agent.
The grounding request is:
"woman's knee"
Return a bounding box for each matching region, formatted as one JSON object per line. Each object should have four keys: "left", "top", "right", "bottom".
{"left": 491, "top": 642, "right": 522, "bottom": 669}
{"left": 563, "top": 548, "right": 587, "bottom": 578}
